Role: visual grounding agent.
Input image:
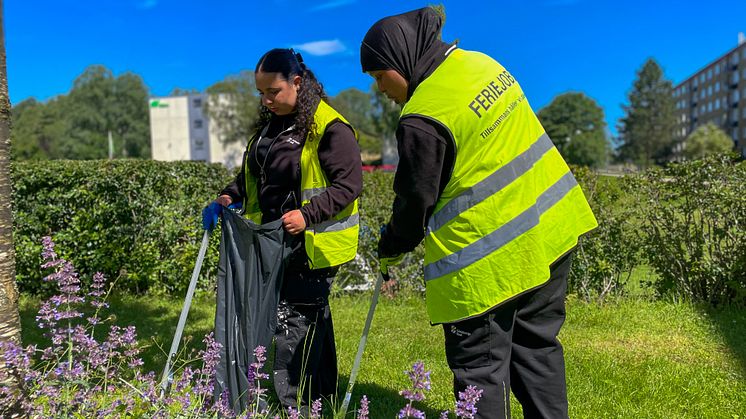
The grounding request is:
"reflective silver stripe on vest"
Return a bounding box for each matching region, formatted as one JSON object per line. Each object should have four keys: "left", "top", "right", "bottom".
{"left": 424, "top": 171, "right": 578, "bottom": 281}
{"left": 428, "top": 134, "right": 555, "bottom": 234}
{"left": 311, "top": 213, "right": 360, "bottom": 234}
{"left": 301, "top": 187, "right": 328, "bottom": 202}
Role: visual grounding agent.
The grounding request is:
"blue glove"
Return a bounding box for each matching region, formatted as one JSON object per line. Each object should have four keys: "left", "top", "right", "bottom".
{"left": 202, "top": 202, "right": 223, "bottom": 232}
{"left": 202, "top": 201, "right": 244, "bottom": 232}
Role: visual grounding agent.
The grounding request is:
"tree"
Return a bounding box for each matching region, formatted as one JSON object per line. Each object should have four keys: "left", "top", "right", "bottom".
{"left": 683, "top": 123, "right": 734, "bottom": 160}
{"left": 370, "top": 84, "right": 399, "bottom": 140}
{"left": 330, "top": 87, "right": 383, "bottom": 159}
{"left": 617, "top": 58, "right": 677, "bottom": 168}
{"left": 330, "top": 88, "right": 376, "bottom": 134}
{"left": 10, "top": 65, "right": 151, "bottom": 160}
{"left": 537, "top": 92, "right": 609, "bottom": 168}
{"left": 0, "top": 0, "right": 24, "bottom": 408}
{"left": 205, "top": 70, "right": 260, "bottom": 145}
{"left": 64, "top": 66, "right": 151, "bottom": 159}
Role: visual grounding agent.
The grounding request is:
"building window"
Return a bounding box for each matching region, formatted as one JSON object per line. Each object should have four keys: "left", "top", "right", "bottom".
{"left": 700, "top": 74, "right": 706, "bottom": 83}
{"left": 194, "top": 139, "right": 205, "bottom": 150}
{"left": 707, "top": 68, "right": 713, "bottom": 80}
{"left": 716, "top": 98, "right": 720, "bottom": 110}
{"left": 715, "top": 82, "right": 720, "bottom": 92}
{"left": 194, "top": 119, "right": 203, "bottom": 129}
{"left": 708, "top": 102, "right": 713, "bottom": 112}
{"left": 193, "top": 98, "right": 202, "bottom": 108}
{"left": 707, "top": 86, "right": 712, "bottom": 96}
{"left": 716, "top": 64, "right": 721, "bottom": 75}
{"left": 700, "top": 90, "right": 705, "bottom": 99}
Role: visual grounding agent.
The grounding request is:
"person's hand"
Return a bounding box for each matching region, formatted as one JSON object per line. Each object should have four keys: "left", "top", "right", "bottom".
{"left": 377, "top": 224, "right": 403, "bottom": 281}
{"left": 215, "top": 195, "right": 232, "bottom": 207}
{"left": 281, "top": 209, "right": 306, "bottom": 235}
{"left": 379, "top": 253, "right": 404, "bottom": 281}
{"left": 202, "top": 202, "right": 223, "bottom": 232}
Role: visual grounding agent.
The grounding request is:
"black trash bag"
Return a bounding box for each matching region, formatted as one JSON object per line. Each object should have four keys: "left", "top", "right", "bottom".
{"left": 213, "top": 209, "right": 294, "bottom": 414}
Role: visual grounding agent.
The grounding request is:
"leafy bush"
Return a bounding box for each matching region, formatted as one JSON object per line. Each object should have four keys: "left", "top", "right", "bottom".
{"left": 630, "top": 154, "right": 746, "bottom": 305}
{"left": 12, "top": 160, "right": 233, "bottom": 295}
{"left": 336, "top": 170, "right": 426, "bottom": 292}
{"left": 568, "top": 167, "right": 643, "bottom": 302}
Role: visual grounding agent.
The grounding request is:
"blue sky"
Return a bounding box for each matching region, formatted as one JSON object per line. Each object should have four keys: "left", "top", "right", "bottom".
{"left": 6, "top": 0, "right": 746, "bottom": 136}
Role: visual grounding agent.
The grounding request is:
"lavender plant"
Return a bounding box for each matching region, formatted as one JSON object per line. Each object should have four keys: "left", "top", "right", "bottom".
{"left": 397, "top": 361, "right": 483, "bottom": 419}
{"left": 0, "top": 237, "right": 229, "bottom": 418}
{"left": 1, "top": 237, "right": 481, "bottom": 418}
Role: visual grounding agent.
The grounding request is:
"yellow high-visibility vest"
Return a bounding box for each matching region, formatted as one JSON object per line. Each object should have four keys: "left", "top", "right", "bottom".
{"left": 401, "top": 49, "right": 598, "bottom": 324}
{"left": 243, "top": 100, "right": 360, "bottom": 269}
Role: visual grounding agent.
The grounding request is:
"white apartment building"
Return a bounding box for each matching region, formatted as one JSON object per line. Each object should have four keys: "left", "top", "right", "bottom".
{"left": 149, "top": 94, "right": 245, "bottom": 168}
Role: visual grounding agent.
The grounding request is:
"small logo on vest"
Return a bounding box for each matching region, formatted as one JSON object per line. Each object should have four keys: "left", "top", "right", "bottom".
{"left": 286, "top": 138, "right": 300, "bottom": 145}
{"left": 449, "top": 325, "right": 471, "bottom": 337}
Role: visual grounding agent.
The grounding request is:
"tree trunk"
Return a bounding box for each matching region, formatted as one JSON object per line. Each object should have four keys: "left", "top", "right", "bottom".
{"left": 0, "top": 0, "right": 23, "bottom": 367}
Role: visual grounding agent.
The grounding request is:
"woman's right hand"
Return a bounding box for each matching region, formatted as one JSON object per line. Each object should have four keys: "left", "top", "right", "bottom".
{"left": 215, "top": 195, "right": 233, "bottom": 207}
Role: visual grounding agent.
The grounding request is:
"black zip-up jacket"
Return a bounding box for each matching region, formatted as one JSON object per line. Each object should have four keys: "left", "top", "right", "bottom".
{"left": 377, "top": 51, "right": 458, "bottom": 258}
{"left": 220, "top": 112, "right": 362, "bottom": 233}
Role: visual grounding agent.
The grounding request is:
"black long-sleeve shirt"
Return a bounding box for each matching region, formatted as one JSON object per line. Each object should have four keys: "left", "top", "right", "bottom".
{"left": 378, "top": 116, "right": 455, "bottom": 257}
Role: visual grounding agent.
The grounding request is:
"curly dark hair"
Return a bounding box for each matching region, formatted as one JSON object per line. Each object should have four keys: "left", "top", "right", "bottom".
{"left": 254, "top": 48, "right": 327, "bottom": 142}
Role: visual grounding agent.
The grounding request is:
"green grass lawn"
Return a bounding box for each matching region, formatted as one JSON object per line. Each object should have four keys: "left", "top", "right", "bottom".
{"left": 20, "top": 292, "right": 745, "bottom": 418}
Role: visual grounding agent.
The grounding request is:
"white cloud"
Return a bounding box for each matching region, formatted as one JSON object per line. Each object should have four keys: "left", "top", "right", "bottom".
{"left": 309, "top": 0, "right": 356, "bottom": 12}
{"left": 292, "top": 39, "right": 347, "bottom": 56}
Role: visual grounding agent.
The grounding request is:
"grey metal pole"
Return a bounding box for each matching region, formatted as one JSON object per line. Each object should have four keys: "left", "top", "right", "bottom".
{"left": 338, "top": 271, "right": 385, "bottom": 416}
{"left": 159, "top": 230, "right": 210, "bottom": 395}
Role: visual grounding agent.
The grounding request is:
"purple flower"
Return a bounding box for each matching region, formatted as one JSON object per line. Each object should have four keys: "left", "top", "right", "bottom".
{"left": 88, "top": 272, "right": 109, "bottom": 309}
{"left": 287, "top": 406, "right": 301, "bottom": 419}
{"left": 398, "top": 361, "right": 431, "bottom": 418}
{"left": 357, "top": 395, "right": 370, "bottom": 419}
{"left": 441, "top": 411, "right": 450, "bottom": 419}
{"left": 41, "top": 236, "right": 63, "bottom": 268}
{"left": 455, "top": 385, "right": 483, "bottom": 419}
{"left": 310, "top": 398, "right": 323, "bottom": 418}
{"left": 398, "top": 404, "right": 426, "bottom": 419}
{"left": 214, "top": 389, "right": 235, "bottom": 417}
{"left": 400, "top": 361, "right": 431, "bottom": 402}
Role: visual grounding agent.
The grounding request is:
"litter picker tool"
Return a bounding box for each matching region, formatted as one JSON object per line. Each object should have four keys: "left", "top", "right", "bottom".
{"left": 160, "top": 229, "right": 210, "bottom": 395}
{"left": 338, "top": 269, "right": 389, "bottom": 415}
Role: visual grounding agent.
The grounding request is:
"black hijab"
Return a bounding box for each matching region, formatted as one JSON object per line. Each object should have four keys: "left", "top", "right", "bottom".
{"left": 360, "top": 7, "right": 456, "bottom": 100}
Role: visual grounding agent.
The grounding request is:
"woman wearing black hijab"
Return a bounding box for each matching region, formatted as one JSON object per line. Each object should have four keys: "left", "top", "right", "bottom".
{"left": 361, "top": 7, "right": 597, "bottom": 419}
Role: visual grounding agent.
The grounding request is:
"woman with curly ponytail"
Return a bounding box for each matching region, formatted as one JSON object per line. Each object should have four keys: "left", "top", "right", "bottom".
{"left": 203, "top": 48, "right": 362, "bottom": 413}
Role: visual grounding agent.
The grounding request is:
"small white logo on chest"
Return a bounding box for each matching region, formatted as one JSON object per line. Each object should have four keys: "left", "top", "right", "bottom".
{"left": 286, "top": 138, "right": 300, "bottom": 145}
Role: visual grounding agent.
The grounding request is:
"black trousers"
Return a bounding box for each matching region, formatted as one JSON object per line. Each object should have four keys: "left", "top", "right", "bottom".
{"left": 273, "top": 267, "right": 338, "bottom": 411}
{"left": 442, "top": 252, "right": 573, "bottom": 419}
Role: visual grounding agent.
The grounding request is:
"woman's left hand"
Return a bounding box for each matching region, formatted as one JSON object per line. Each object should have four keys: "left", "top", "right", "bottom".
{"left": 281, "top": 210, "right": 306, "bottom": 235}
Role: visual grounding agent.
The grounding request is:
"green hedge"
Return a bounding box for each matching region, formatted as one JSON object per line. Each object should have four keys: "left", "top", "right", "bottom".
{"left": 13, "top": 156, "right": 745, "bottom": 306}
{"left": 12, "top": 160, "right": 233, "bottom": 295}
